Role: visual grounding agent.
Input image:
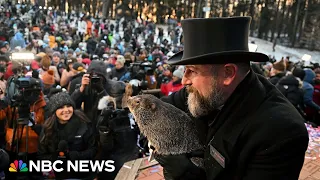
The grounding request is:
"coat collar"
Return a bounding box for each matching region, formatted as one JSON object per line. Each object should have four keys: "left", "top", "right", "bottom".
{"left": 206, "top": 69, "right": 268, "bottom": 168}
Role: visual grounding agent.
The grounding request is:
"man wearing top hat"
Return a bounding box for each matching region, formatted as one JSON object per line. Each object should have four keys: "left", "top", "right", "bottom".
{"left": 156, "top": 17, "right": 308, "bottom": 180}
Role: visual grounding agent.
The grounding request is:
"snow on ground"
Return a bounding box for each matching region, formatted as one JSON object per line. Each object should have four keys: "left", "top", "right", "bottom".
{"left": 113, "top": 22, "right": 320, "bottom": 63}
{"left": 249, "top": 37, "right": 320, "bottom": 63}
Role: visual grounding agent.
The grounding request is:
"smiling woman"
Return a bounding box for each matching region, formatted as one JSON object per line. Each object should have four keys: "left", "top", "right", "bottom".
{"left": 38, "top": 92, "right": 97, "bottom": 180}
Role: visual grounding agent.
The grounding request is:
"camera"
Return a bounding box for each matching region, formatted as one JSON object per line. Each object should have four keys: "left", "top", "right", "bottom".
{"left": 12, "top": 77, "right": 41, "bottom": 125}
{"left": 90, "top": 74, "right": 101, "bottom": 84}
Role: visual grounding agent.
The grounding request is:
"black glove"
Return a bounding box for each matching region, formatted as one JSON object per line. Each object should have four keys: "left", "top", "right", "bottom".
{"left": 154, "top": 150, "right": 206, "bottom": 180}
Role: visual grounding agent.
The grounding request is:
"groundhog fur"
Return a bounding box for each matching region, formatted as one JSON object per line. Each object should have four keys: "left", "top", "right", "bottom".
{"left": 127, "top": 94, "right": 204, "bottom": 157}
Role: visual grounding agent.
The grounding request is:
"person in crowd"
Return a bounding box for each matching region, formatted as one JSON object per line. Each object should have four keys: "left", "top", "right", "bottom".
{"left": 0, "top": 70, "right": 9, "bottom": 149}
{"left": 52, "top": 51, "right": 62, "bottom": 67}
{"left": 71, "top": 61, "right": 126, "bottom": 126}
{"left": 269, "top": 59, "right": 286, "bottom": 85}
{"left": 5, "top": 76, "right": 47, "bottom": 179}
{"left": 160, "top": 68, "right": 184, "bottom": 96}
{"left": 109, "top": 55, "right": 130, "bottom": 81}
{"left": 0, "top": 55, "right": 9, "bottom": 67}
{"left": 155, "top": 17, "right": 308, "bottom": 180}
{"left": 81, "top": 53, "right": 92, "bottom": 67}
{"left": 68, "top": 62, "right": 86, "bottom": 95}
{"left": 38, "top": 92, "right": 97, "bottom": 180}
{"left": 39, "top": 54, "right": 60, "bottom": 84}
{"left": 303, "top": 68, "right": 320, "bottom": 123}
{"left": 41, "top": 69, "right": 56, "bottom": 95}
{"left": 0, "top": 41, "right": 9, "bottom": 55}
{"left": 276, "top": 68, "right": 305, "bottom": 117}
{"left": 60, "top": 57, "right": 77, "bottom": 88}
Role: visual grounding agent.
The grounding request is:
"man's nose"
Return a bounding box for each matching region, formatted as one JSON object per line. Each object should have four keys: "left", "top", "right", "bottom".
{"left": 182, "top": 74, "right": 192, "bottom": 86}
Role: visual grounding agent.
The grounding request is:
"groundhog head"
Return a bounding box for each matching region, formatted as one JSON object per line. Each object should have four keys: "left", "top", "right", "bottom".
{"left": 127, "top": 94, "right": 158, "bottom": 126}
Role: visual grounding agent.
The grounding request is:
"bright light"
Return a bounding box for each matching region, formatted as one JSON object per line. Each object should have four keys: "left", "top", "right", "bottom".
{"left": 302, "top": 54, "right": 312, "bottom": 61}
{"left": 11, "top": 53, "right": 35, "bottom": 60}
{"left": 44, "top": 6, "right": 47, "bottom": 9}
{"left": 39, "top": 6, "right": 42, "bottom": 9}
{"left": 248, "top": 43, "right": 258, "bottom": 52}
{"left": 48, "top": 7, "right": 52, "bottom": 10}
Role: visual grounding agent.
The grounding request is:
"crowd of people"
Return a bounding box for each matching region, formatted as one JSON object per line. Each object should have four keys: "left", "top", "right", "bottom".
{"left": 0, "top": 2, "right": 317, "bottom": 180}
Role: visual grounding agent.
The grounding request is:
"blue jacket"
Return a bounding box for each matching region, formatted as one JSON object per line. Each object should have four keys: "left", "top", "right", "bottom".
{"left": 303, "top": 69, "right": 320, "bottom": 111}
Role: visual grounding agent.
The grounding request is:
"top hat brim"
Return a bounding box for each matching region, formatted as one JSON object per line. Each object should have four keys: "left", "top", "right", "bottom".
{"left": 168, "top": 51, "right": 270, "bottom": 65}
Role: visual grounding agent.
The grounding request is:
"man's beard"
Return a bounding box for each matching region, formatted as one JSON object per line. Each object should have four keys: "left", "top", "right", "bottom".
{"left": 187, "top": 78, "right": 224, "bottom": 118}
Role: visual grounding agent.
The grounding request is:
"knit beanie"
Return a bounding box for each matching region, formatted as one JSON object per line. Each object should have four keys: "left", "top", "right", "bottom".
{"left": 52, "top": 51, "right": 61, "bottom": 58}
{"left": 273, "top": 59, "right": 286, "bottom": 72}
{"left": 41, "top": 69, "right": 55, "bottom": 85}
{"left": 49, "top": 92, "right": 76, "bottom": 115}
{"left": 40, "top": 55, "right": 51, "bottom": 70}
{"left": 173, "top": 69, "right": 184, "bottom": 79}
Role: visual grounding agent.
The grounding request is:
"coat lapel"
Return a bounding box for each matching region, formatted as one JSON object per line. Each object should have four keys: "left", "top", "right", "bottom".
{"left": 205, "top": 71, "right": 268, "bottom": 179}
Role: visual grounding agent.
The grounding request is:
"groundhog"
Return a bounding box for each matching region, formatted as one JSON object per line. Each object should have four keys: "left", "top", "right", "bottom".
{"left": 127, "top": 94, "right": 204, "bottom": 166}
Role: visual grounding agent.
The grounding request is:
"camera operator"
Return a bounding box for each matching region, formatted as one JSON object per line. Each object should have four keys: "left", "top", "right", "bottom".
{"left": 38, "top": 92, "right": 97, "bottom": 180}
{"left": 71, "top": 60, "right": 126, "bottom": 132}
{"left": 4, "top": 76, "right": 47, "bottom": 179}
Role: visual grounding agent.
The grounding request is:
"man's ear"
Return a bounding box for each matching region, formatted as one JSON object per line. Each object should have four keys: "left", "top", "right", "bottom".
{"left": 223, "top": 64, "right": 237, "bottom": 86}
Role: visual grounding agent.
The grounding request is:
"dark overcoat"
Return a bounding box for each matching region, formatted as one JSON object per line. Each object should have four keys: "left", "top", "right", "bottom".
{"left": 162, "top": 70, "right": 308, "bottom": 180}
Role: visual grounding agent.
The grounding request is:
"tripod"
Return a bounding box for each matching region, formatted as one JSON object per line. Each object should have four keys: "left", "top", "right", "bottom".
{"left": 10, "top": 104, "right": 35, "bottom": 162}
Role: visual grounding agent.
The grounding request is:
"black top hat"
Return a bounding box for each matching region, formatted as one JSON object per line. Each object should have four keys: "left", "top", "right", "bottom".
{"left": 169, "top": 17, "right": 269, "bottom": 65}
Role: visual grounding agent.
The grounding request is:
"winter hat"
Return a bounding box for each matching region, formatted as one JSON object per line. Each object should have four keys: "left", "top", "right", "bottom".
{"left": 173, "top": 69, "right": 184, "bottom": 79}
{"left": 292, "top": 68, "right": 306, "bottom": 80}
{"left": 49, "top": 92, "right": 76, "bottom": 115}
{"left": 67, "top": 49, "right": 74, "bottom": 54}
{"left": 40, "top": 55, "right": 51, "bottom": 70}
{"left": 52, "top": 51, "right": 61, "bottom": 58}
{"left": 41, "top": 69, "right": 55, "bottom": 85}
{"left": 273, "top": 59, "right": 286, "bottom": 72}
{"left": 87, "top": 60, "right": 107, "bottom": 79}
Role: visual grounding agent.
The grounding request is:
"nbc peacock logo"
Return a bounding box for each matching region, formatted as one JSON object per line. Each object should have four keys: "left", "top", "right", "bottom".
{"left": 9, "top": 160, "right": 28, "bottom": 172}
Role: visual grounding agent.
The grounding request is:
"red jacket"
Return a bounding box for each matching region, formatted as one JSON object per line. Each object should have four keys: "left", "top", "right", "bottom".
{"left": 161, "top": 80, "right": 184, "bottom": 96}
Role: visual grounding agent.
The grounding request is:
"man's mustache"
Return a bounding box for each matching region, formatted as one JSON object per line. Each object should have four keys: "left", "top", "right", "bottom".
{"left": 186, "top": 86, "right": 197, "bottom": 93}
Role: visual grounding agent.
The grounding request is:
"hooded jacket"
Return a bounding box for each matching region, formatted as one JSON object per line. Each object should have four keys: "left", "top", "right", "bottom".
{"left": 303, "top": 69, "right": 320, "bottom": 111}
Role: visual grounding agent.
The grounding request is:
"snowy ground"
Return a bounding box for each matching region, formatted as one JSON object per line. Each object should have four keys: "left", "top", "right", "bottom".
{"left": 249, "top": 37, "right": 320, "bottom": 63}
{"left": 114, "top": 21, "right": 320, "bottom": 63}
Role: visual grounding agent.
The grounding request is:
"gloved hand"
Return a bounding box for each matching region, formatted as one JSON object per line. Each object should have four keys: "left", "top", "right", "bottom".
{"left": 69, "top": 151, "right": 80, "bottom": 161}
{"left": 154, "top": 150, "right": 206, "bottom": 180}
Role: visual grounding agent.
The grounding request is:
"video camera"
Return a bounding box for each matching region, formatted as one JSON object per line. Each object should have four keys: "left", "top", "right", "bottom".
{"left": 12, "top": 77, "right": 41, "bottom": 125}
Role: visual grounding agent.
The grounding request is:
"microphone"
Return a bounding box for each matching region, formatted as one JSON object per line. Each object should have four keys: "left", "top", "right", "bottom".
{"left": 57, "top": 140, "right": 68, "bottom": 159}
